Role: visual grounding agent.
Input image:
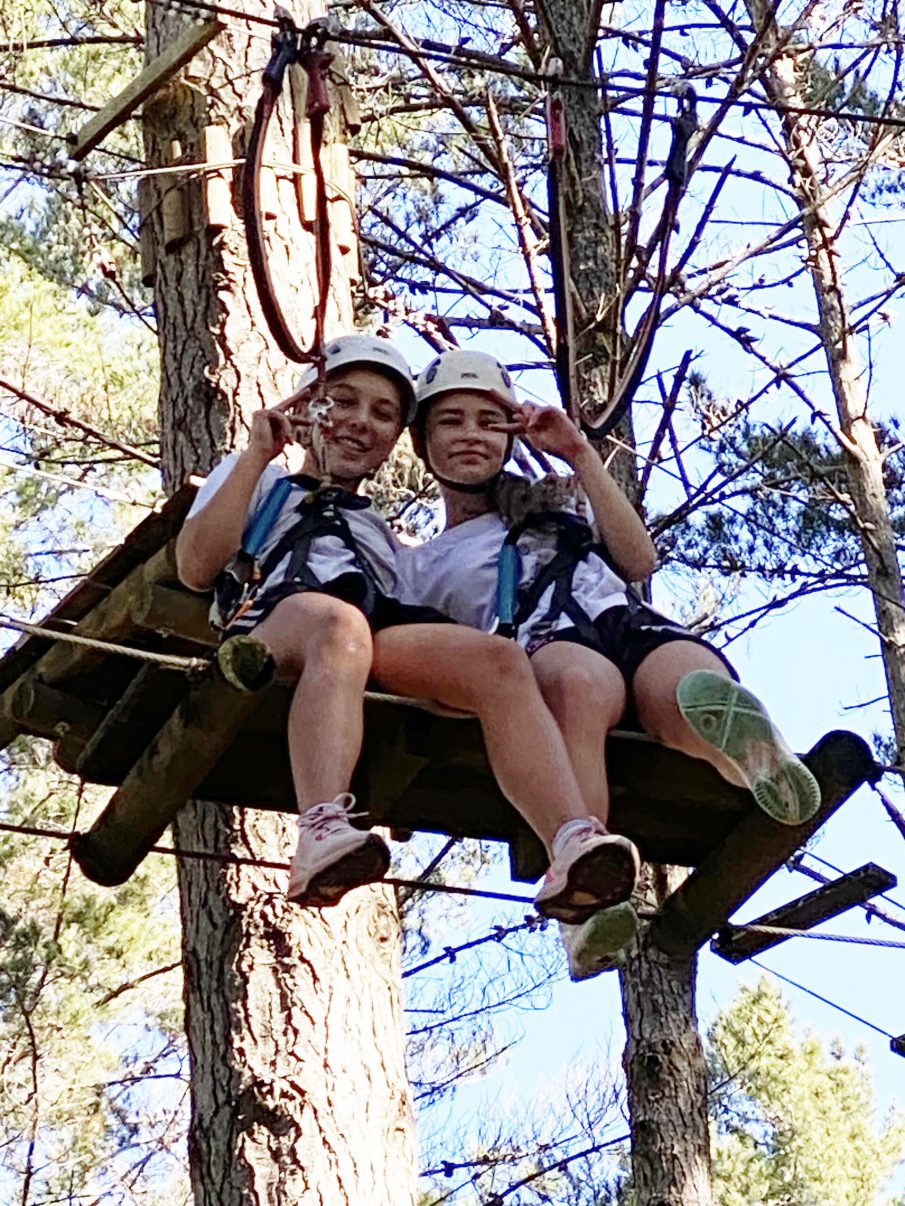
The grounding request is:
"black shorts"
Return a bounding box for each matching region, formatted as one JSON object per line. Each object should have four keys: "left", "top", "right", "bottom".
{"left": 224, "top": 572, "right": 452, "bottom": 637}
{"left": 526, "top": 601, "right": 737, "bottom": 687}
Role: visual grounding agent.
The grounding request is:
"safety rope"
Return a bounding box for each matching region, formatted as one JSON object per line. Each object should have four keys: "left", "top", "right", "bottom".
{"left": 137, "top": 0, "right": 905, "bottom": 130}
{"left": 0, "top": 616, "right": 209, "bottom": 672}
{"left": 0, "top": 819, "right": 535, "bottom": 905}
{"left": 729, "top": 923, "right": 905, "bottom": 951}
{"left": 749, "top": 957, "right": 902, "bottom": 1046}
{"left": 0, "top": 611, "right": 478, "bottom": 719}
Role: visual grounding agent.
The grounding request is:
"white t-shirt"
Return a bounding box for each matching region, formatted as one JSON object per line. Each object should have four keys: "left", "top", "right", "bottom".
{"left": 397, "top": 510, "right": 630, "bottom": 647}
{"left": 186, "top": 454, "right": 398, "bottom": 599}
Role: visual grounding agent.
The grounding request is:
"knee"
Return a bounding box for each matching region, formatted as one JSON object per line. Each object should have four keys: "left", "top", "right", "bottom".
{"left": 538, "top": 660, "right": 626, "bottom": 728}
{"left": 310, "top": 605, "right": 373, "bottom": 674}
{"left": 477, "top": 636, "right": 537, "bottom": 696}
{"left": 266, "top": 595, "right": 372, "bottom": 678}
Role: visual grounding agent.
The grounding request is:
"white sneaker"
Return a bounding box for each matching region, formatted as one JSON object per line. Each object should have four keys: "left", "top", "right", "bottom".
{"left": 287, "top": 794, "right": 390, "bottom": 907}
{"left": 559, "top": 902, "right": 639, "bottom": 982}
{"left": 534, "top": 818, "right": 640, "bottom": 924}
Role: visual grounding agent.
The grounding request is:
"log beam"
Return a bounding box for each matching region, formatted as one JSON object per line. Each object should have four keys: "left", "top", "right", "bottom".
{"left": 647, "top": 731, "right": 878, "bottom": 959}
{"left": 131, "top": 582, "right": 216, "bottom": 646}
{"left": 70, "top": 640, "right": 273, "bottom": 886}
{"left": 0, "top": 542, "right": 181, "bottom": 753}
{"left": 711, "top": 862, "right": 897, "bottom": 963}
{"left": 3, "top": 679, "right": 104, "bottom": 745}
{"left": 75, "top": 662, "right": 188, "bottom": 780}
{"left": 68, "top": 20, "right": 225, "bottom": 160}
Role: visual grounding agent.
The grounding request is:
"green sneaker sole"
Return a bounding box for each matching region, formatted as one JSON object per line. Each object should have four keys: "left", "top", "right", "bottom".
{"left": 562, "top": 902, "right": 639, "bottom": 982}
{"left": 676, "top": 670, "right": 821, "bottom": 827}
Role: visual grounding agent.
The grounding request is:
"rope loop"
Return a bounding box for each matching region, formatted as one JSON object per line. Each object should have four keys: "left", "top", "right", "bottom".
{"left": 243, "top": 9, "right": 334, "bottom": 364}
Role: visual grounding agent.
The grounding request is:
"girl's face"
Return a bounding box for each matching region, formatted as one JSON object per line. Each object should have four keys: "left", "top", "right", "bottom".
{"left": 305, "top": 367, "right": 404, "bottom": 481}
{"left": 424, "top": 391, "right": 511, "bottom": 486}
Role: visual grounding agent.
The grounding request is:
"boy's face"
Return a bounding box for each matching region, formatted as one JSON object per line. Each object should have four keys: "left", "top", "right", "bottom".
{"left": 304, "top": 367, "right": 404, "bottom": 481}
{"left": 424, "top": 391, "right": 511, "bottom": 486}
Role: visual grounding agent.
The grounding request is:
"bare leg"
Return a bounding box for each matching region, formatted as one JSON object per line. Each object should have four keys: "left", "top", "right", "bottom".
{"left": 529, "top": 642, "right": 627, "bottom": 826}
{"left": 632, "top": 641, "right": 747, "bottom": 787}
{"left": 372, "top": 625, "right": 591, "bottom": 852}
{"left": 252, "top": 593, "right": 373, "bottom": 812}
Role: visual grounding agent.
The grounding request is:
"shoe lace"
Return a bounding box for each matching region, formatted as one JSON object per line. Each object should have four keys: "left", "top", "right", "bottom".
{"left": 300, "top": 793, "right": 367, "bottom": 832}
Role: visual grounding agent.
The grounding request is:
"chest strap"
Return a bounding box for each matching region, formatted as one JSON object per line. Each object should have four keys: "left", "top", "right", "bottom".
{"left": 495, "top": 511, "right": 629, "bottom": 643}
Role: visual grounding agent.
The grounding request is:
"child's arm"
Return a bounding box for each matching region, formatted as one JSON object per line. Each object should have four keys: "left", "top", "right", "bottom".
{"left": 176, "top": 407, "right": 296, "bottom": 591}
{"left": 568, "top": 439, "right": 657, "bottom": 581}
{"left": 492, "top": 401, "right": 657, "bottom": 582}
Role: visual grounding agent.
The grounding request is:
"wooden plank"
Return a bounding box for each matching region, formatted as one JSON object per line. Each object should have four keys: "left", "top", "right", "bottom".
{"left": 70, "top": 642, "right": 273, "bottom": 886}
{"left": 75, "top": 663, "right": 189, "bottom": 780}
{"left": 4, "top": 679, "right": 104, "bottom": 745}
{"left": 68, "top": 21, "right": 225, "bottom": 160}
{"left": 131, "top": 582, "right": 216, "bottom": 646}
{"left": 0, "top": 483, "right": 196, "bottom": 696}
{"left": 891, "top": 1035, "right": 905, "bottom": 1058}
{"left": 647, "top": 730, "right": 878, "bottom": 959}
{"left": 711, "top": 862, "right": 897, "bottom": 963}
{"left": 0, "top": 542, "right": 181, "bottom": 753}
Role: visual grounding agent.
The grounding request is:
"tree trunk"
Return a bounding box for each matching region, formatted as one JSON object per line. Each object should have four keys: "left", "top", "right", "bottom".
{"left": 743, "top": 0, "right": 905, "bottom": 763}
{"left": 620, "top": 868, "right": 713, "bottom": 1206}
{"left": 536, "top": 6, "right": 713, "bottom": 1202}
{"left": 142, "top": 6, "right": 418, "bottom": 1201}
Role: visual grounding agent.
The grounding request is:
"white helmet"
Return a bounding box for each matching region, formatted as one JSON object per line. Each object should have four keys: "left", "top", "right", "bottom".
{"left": 414, "top": 350, "right": 517, "bottom": 424}
{"left": 294, "top": 334, "right": 416, "bottom": 424}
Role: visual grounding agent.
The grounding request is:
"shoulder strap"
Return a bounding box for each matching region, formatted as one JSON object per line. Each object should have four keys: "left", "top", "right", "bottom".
{"left": 500, "top": 510, "right": 618, "bottom": 640}
{"left": 242, "top": 475, "right": 297, "bottom": 556}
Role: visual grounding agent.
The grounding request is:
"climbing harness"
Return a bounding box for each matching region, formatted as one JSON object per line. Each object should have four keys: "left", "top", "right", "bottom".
{"left": 243, "top": 9, "right": 334, "bottom": 369}
{"left": 211, "top": 474, "right": 295, "bottom": 628}
{"left": 492, "top": 511, "right": 635, "bottom": 641}
{"left": 212, "top": 475, "right": 383, "bottom": 629}
{"left": 544, "top": 72, "right": 699, "bottom": 441}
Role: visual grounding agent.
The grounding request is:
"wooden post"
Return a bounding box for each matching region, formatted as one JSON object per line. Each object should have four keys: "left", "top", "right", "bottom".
{"left": 162, "top": 140, "right": 190, "bottom": 251}
{"left": 711, "top": 861, "right": 896, "bottom": 963}
{"left": 648, "top": 731, "right": 877, "bottom": 959}
{"left": 70, "top": 641, "right": 273, "bottom": 886}
{"left": 67, "top": 20, "right": 225, "bottom": 160}
{"left": 199, "top": 124, "right": 233, "bottom": 229}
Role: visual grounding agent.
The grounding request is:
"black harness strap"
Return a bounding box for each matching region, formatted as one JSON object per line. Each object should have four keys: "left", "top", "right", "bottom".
{"left": 505, "top": 511, "right": 629, "bottom": 644}
{"left": 216, "top": 480, "right": 383, "bottom": 626}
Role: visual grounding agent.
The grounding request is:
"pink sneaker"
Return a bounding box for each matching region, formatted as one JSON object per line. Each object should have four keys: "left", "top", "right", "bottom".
{"left": 288, "top": 794, "right": 390, "bottom": 907}
{"left": 534, "top": 819, "right": 640, "bottom": 924}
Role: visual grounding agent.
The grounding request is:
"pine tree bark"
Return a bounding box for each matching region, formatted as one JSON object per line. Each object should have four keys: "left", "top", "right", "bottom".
{"left": 142, "top": 6, "right": 418, "bottom": 1201}
{"left": 620, "top": 869, "right": 713, "bottom": 1206}
{"left": 535, "top": 6, "right": 713, "bottom": 1202}
{"left": 743, "top": 0, "right": 905, "bottom": 763}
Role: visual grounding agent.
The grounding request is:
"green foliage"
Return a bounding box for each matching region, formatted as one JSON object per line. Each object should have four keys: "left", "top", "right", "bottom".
{"left": 0, "top": 746, "right": 187, "bottom": 1202}
{"left": 0, "top": 248, "right": 159, "bottom": 610}
{"left": 658, "top": 376, "right": 905, "bottom": 594}
{"left": 708, "top": 979, "right": 905, "bottom": 1206}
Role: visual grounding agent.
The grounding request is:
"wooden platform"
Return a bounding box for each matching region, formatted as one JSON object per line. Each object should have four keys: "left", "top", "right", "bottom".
{"left": 0, "top": 485, "right": 878, "bottom": 952}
